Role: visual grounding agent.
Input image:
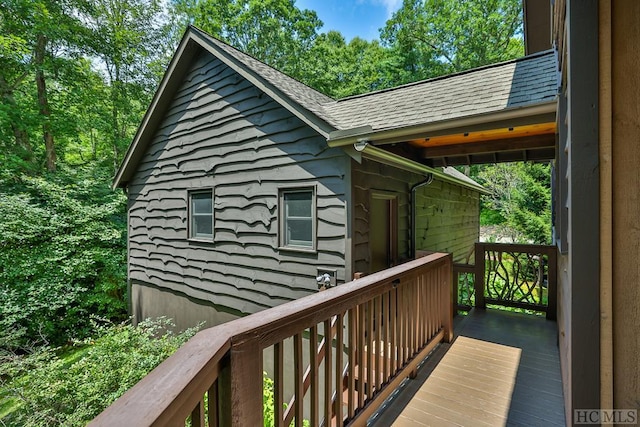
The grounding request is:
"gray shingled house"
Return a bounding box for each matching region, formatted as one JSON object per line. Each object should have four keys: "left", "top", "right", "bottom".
{"left": 113, "top": 26, "right": 556, "bottom": 329}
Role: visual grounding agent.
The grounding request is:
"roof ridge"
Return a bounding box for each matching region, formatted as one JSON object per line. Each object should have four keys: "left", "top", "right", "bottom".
{"left": 188, "top": 25, "right": 335, "bottom": 103}
{"left": 334, "top": 49, "right": 557, "bottom": 103}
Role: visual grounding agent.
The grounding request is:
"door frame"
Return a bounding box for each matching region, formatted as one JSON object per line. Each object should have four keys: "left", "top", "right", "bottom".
{"left": 369, "top": 191, "right": 399, "bottom": 272}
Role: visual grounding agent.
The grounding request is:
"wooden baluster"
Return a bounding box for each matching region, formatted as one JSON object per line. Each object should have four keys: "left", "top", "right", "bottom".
{"left": 410, "top": 277, "right": 417, "bottom": 357}
{"left": 402, "top": 284, "right": 409, "bottom": 364}
{"left": 293, "top": 333, "right": 304, "bottom": 427}
{"left": 274, "top": 342, "right": 284, "bottom": 427}
{"left": 358, "top": 303, "right": 365, "bottom": 408}
{"left": 382, "top": 292, "right": 389, "bottom": 384}
{"left": 324, "top": 319, "right": 333, "bottom": 424}
{"left": 405, "top": 279, "right": 411, "bottom": 360}
{"left": 432, "top": 269, "right": 437, "bottom": 337}
{"left": 416, "top": 275, "right": 422, "bottom": 348}
{"left": 310, "top": 326, "right": 319, "bottom": 427}
{"left": 395, "top": 285, "right": 402, "bottom": 367}
{"left": 190, "top": 398, "right": 205, "bottom": 427}
{"left": 425, "top": 271, "right": 431, "bottom": 340}
{"left": 335, "top": 313, "right": 344, "bottom": 427}
{"left": 423, "top": 273, "right": 428, "bottom": 344}
{"left": 366, "top": 299, "right": 374, "bottom": 399}
{"left": 374, "top": 295, "right": 382, "bottom": 392}
{"left": 207, "top": 381, "right": 218, "bottom": 427}
{"left": 389, "top": 288, "right": 398, "bottom": 377}
{"left": 348, "top": 307, "right": 356, "bottom": 419}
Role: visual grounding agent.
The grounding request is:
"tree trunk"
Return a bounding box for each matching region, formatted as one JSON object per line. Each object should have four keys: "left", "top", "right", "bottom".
{"left": 0, "top": 75, "right": 32, "bottom": 155}
{"left": 35, "top": 33, "right": 56, "bottom": 172}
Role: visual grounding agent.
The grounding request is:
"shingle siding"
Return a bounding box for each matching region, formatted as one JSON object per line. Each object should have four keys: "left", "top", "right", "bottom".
{"left": 128, "top": 50, "right": 348, "bottom": 320}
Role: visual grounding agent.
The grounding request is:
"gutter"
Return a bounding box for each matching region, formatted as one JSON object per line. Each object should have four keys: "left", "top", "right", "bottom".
{"left": 355, "top": 142, "right": 489, "bottom": 194}
{"left": 327, "top": 101, "right": 557, "bottom": 148}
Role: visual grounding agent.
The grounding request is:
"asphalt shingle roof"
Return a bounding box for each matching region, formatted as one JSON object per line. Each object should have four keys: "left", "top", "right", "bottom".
{"left": 324, "top": 51, "right": 558, "bottom": 131}
{"left": 196, "top": 28, "right": 340, "bottom": 127}
{"left": 195, "top": 26, "right": 557, "bottom": 133}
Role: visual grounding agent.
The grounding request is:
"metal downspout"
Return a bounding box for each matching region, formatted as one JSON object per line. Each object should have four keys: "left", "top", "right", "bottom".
{"left": 411, "top": 174, "right": 434, "bottom": 258}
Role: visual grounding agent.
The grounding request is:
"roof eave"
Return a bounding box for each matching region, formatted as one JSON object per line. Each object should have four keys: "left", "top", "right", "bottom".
{"left": 326, "top": 100, "right": 558, "bottom": 148}
{"left": 189, "top": 28, "right": 337, "bottom": 139}
{"left": 357, "top": 143, "right": 489, "bottom": 195}
{"left": 113, "top": 27, "right": 338, "bottom": 189}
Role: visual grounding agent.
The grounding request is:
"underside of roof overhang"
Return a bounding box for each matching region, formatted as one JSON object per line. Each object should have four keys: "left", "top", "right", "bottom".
{"left": 328, "top": 101, "right": 557, "bottom": 167}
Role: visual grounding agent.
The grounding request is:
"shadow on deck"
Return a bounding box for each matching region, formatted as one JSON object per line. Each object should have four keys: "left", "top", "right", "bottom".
{"left": 371, "top": 309, "right": 565, "bottom": 426}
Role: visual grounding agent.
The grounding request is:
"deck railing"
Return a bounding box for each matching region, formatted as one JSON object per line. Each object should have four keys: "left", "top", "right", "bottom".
{"left": 453, "top": 263, "right": 475, "bottom": 311}
{"left": 453, "top": 242, "right": 556, "bottom": 319}
{"left": 90, "top": 253, "right": 453, "bottom": 427}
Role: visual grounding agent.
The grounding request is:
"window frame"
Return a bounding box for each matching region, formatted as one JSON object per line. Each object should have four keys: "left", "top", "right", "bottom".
{"left": 278, "top": 186, "right": 317, "bottom": 252}
{"left": 188, "top": 188, "right": 214, "bottom": 242}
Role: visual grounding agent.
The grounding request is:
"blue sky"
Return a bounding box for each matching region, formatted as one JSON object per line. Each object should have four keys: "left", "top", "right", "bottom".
{"left": 295, "top": 0, "right": 402, "bottom": 42}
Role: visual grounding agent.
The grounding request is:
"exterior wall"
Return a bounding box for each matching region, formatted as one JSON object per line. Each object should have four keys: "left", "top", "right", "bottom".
{"left": 352, "top": 158, "right": 479, "bottom": 275}
{"left": 555, "top": 0, "right": 601, "bottom": 421}
{"left": 556, "top": 252, "right": 571, "bottom": 421}
{"left": 131, "top": 281, "right": 240, "bottom": 331}
{"left": 127, "top": 50, "right": 349, "bottom": 327}
{"left": 414, "top": 179, "right": 479, "bottom": 264}
{"left": 556, "top": 1, "right": 640, "bottom": 418}
{"left": 609, "top": 0, "right": 640, "bottom": 410}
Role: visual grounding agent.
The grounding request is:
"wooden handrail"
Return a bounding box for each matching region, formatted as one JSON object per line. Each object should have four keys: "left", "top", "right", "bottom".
{"left": 90, "top": 252, "right": 453, "bottom": 427}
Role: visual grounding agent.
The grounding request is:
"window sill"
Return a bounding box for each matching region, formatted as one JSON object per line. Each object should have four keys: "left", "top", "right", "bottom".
{"left": 188, "top": 237, "right": 215, "bottom": 244}
{"left": 278, "top": 246, "right": 317, "bottom": 255}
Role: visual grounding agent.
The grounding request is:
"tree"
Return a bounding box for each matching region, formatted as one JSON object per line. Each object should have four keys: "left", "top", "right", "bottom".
{"left": 0, "top": 0, "right": 98, "bottom": 172}
{"left": 171, "top": 0, "right": 322, "bottom": 80}
{"left": 83, "top": 0, "right": 170, "bottom": 172}
{"left": 381, "top": 0, "right": 524, "bottom": 83}
{"left": 476, "top": 162, "right": 551, "bottom": 244}
{"left": 297, "top": 31, "right": 403, "bottom": 98}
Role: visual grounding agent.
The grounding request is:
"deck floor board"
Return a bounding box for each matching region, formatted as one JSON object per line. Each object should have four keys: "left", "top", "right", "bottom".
{"left": 371, "top": 309, "right": 565, "bottom": 427}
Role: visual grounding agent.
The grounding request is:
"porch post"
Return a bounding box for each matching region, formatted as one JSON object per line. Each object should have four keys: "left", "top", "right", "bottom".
{"left": 474, "top": 242, "right": 486, "bottom": 310}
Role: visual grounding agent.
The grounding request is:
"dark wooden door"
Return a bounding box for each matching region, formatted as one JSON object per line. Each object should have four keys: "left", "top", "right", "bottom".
{"left": 370, "top": 193, "right": 398, "bottom": 273}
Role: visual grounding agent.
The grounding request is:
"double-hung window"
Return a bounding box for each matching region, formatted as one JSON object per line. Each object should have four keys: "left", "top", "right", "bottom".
{"left": 189, "top": 189, "right": 213, "bottom": 240}
{"left": 279, "top": 187, "right": 315, "bottom": 250}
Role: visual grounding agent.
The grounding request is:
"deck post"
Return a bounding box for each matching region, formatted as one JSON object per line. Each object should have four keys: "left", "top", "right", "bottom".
{"left": 452, "top": 265, "right": 459, "bottom": 317}
{"left": 442, "top": 255, "right": 454, "bottom": 342}
{"left": 474, "top": 242, "right": 486, "bottom": 310}
{"left": 229, "top": 335, "right": 263, "bottom": 426}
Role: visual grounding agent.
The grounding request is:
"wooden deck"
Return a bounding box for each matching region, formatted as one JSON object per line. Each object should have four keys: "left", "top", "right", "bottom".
{"left": 371, "top": 309, "right": 565, "bottom": 427}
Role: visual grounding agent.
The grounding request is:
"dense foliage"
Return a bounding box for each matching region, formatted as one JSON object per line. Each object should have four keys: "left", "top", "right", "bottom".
{"left": 0, "top": 166, "right": 127, "bottom": 351}
{"left": 474, "top": 162, "right": 552, "bottom": 244}
{"left": 0, "top": 318, "right": 198, "bottom": 426}
{"left": 381, "top": 0, "right": 524, "bottom": 83}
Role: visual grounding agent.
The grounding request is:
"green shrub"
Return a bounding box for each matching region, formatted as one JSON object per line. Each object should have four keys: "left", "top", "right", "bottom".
{"left": 0, "top": 166, "right": 127, "bottom": 350}
{"left": 0, "top": 318, "right": 198, "bottom": 426}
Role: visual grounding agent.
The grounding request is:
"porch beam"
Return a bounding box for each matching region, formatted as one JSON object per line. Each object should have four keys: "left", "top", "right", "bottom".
{"left": 430, "top": 148, "right": 556, "bottom": 167}
{"left": 421, "top": 133, "right": 556, "bottom": 158}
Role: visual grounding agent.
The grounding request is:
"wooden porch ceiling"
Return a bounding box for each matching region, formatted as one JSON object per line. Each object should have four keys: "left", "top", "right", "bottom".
{"left": 403, "top": 122, "right": 557, "bottom": 167}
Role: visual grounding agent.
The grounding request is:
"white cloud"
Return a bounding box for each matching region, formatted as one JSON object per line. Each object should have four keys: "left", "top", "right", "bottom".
{"left": 364, "top": 0, "right": 403, "bottom": 18}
